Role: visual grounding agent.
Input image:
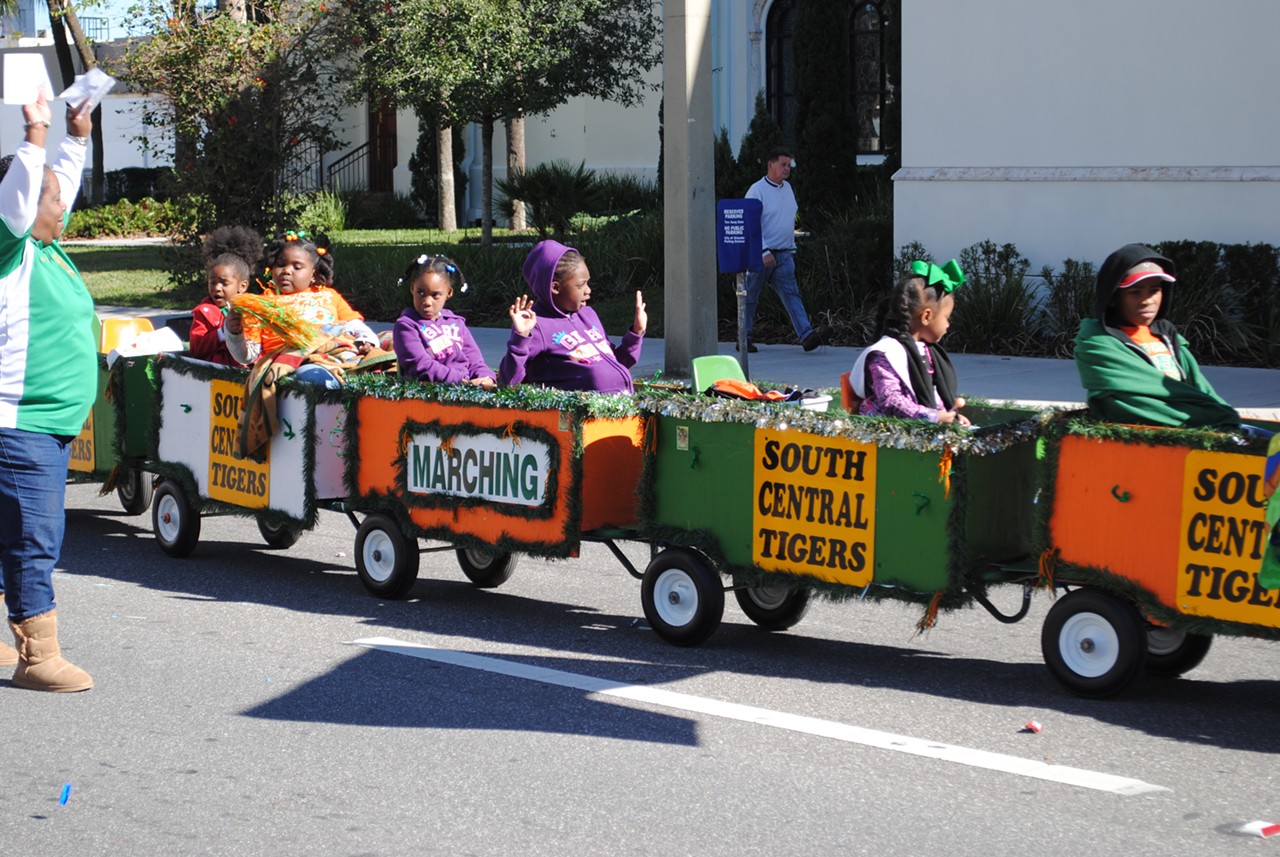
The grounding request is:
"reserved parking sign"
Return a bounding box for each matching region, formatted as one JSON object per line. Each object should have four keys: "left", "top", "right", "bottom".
{"left": 717, "top": 199, "right": 763, "bottom": 274}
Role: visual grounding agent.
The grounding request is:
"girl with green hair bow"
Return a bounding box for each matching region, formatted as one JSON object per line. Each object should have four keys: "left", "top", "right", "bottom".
{"left": 848, "top": 260, "right": 970, "bottom": 426}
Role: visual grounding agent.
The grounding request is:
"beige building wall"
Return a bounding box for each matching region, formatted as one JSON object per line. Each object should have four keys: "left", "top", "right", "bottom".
{"left": 895, "top": 0, "right": 1280, "bottom": 270}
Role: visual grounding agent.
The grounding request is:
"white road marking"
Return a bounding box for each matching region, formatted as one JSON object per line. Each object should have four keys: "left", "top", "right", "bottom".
{"left": 350, "top": 636, "right": 1168, "bottom": 796}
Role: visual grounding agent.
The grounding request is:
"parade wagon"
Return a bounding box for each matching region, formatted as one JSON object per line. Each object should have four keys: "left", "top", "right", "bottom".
{"left": 95, "top": 334, "right": 1280, "bottom": 700}
{"left": 635, "top": 397, "right": 1046, "bottom": 645}
{"left": 1037, "top": 416, "right": 1279, "bottom": 697}
{"left": 144, "top": 354, "right": 349, "bottom": 554}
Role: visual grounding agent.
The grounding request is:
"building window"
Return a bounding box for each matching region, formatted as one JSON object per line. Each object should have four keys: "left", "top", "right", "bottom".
{"left": 764, "top": 0, "right": 890, "bottom": 156}
{"left": 764, "top": 0, "right": 798, "bottom": 147}
{"left": 851, "top": 1, "right": 887, "bottom": 154}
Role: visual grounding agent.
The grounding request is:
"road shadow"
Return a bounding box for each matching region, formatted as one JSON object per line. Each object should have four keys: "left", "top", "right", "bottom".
{"left": 63, "top": 499, "right": 1280, "bottom": 754}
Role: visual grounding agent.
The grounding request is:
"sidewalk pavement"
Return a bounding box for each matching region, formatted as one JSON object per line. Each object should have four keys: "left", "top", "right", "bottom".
{"left": 99, "top": 305, "right": 1280, "bottom": 419}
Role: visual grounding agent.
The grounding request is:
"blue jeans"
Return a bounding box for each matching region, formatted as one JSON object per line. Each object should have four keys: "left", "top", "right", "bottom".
{"left": 742, "top": 251, "right": 814, "bottom": 342}
{"left": 0, "top": 429, "right": 70, "bottom": 621}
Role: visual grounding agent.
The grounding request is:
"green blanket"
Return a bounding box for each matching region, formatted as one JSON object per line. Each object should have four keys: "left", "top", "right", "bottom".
{"left": 1073, "top": 319, "right": 1240, "bottom": 429}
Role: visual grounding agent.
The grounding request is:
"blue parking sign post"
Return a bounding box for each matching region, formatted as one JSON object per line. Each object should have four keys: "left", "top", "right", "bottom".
{"left": 717, "top": 199, "right": 762, "bottom": 374}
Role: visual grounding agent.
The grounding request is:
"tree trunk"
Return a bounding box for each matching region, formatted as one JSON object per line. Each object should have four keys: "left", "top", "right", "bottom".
{"left": 45, "top": 1, "right": 75, "bottom": 82}
{"left": 481, "top": 112, "right": 494, "bottom": 247}
{"left": 437, "top": 121, "right": 456, "bottom": 232}
{"left": 47, "top": 1, "right": 106, "bottom": 205}
{"left": 505, "top": 113, "right": 525, "bottom": 231}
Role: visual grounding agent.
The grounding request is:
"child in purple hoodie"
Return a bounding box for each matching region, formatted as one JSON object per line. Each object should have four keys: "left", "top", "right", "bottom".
{"left": 499, "top": 240, "right": 646, "bottom": 393}
{"left": 392, "top": 253, "right": 497, "bottom": 388}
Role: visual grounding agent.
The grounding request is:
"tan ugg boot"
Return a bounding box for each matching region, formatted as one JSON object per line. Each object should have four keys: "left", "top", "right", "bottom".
{"left": 10, "top": 610, "right": 92, "bottom": 692}
{"left": 0, "top": 639, "right": 15, "bottom": 667}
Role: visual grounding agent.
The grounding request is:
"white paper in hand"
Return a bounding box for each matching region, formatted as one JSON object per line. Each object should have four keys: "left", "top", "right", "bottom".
{"left": 2, "top": 53, "right": 54, "bottom": 105}
{"left": 58, "top": 67, "right": 116, "bottom": 112}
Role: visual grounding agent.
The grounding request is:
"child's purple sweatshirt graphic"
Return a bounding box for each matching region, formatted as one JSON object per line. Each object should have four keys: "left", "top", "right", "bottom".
{"left": 392, "top": 306, "right": 496, "bottom": 384}
{"left": 498, "top": 240, "right": 642, "bottom": 393}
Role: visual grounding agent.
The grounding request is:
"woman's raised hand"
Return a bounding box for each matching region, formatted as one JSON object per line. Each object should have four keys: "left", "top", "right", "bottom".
{"left": 67, "top": 98, "right": 92, "bottom": 138}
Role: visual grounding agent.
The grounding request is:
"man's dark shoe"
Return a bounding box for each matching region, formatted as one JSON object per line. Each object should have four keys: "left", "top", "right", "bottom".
{"left": 735, "top": 340, "right": 759, "bottom": 353}
{"left": 802, "top": 325, "right": 833, "bottom": 352}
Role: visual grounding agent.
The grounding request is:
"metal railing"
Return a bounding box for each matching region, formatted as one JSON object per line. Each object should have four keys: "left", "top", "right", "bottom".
{"left": 323, "top": 135, "right": 395, "bottom": 193}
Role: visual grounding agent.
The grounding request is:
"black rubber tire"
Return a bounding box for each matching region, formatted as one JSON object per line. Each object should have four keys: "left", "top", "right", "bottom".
{"left": 116, "top": 467, "right": 154, "bottom": 516}
{"left": 1144, "top": 627, "right": 1213, "bottom": 677}
{"left": 355, "top": 513, "right": 420, "bottom": 599}
{"left": 456, "top": 548, "right": 518, "bottom": 588}
{"left": 151, "top": 479, "right": 201, "bottom": 558}
{"left": 1041, "top": 588, "right": 1147, "bottom": 698}
{"left": 257, "top": 517, "right": 303, "bottom": 550}
{"left": 641, "top": 547, "right": 725, "bottom": 647}
{"left": 734, "top": 580, "right": 811, "bottom": 631}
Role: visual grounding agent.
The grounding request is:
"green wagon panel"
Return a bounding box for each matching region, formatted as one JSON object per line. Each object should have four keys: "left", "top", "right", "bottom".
{"left": 649, "top": 417, "right": 756, "bottom": 566}
{"left": 870, "top": 448, "right": 952, "bottom": 593}
{"left": 964, "top": 439, "right": 1039, "bottom": 562}
{"left": 90, "top": 363, "right": 118, "bottom": 475}
{"left": 118, "top": 356, "right": 159, "bottom": 458}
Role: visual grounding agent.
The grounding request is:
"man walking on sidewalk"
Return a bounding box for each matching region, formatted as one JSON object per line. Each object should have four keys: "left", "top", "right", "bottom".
{"left": 741, "top": 147, "right": 831, "bottom": 353}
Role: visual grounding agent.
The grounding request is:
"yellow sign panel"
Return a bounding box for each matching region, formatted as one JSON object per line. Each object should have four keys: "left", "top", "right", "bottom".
{"left": 1177, "top": 450, "right": 1277, "bottom": 625}
{"left": 752, "top": 428, "right": 877, "bottom": 587}
{"left": 207, "top": 379, "right": 269, "bottom": 508}
{"left": 68, "top": 410, "right": 94, "bottom": 473}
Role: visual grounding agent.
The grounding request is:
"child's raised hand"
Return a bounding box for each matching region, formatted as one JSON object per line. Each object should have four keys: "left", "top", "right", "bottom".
{"left": 224, "top": 310, "right": 242, "bottom": 335}
{"left": 509, "top": 295, "right": 536, "bottom": 337}
{"left": 632, "top": 290, "right": 647, "bottom": 335}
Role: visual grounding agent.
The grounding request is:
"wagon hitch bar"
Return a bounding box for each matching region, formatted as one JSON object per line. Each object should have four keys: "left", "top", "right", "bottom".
{"left": 602, "top": 539, "right": 645, "bottom": 581}
{"left": 966, "top": 579, "right": 1034, "bottom": 625}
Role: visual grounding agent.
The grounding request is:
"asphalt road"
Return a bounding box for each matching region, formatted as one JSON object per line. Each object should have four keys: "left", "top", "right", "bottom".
{"left": 3, "top": 483, "right": 1280, "bottom": 856}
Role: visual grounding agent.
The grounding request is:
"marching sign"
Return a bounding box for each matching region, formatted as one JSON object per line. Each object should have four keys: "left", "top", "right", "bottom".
{"left": 405, "top": 430, "right": 551, "bottom": 508}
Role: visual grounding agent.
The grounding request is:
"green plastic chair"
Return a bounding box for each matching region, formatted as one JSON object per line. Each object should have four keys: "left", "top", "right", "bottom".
{"left": 691, "top": 354, "right": 747, "bottom": 393}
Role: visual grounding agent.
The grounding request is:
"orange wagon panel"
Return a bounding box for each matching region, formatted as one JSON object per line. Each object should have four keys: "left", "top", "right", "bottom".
{"left": 1050, "top": 435, "right": 1187, "bottom": 606}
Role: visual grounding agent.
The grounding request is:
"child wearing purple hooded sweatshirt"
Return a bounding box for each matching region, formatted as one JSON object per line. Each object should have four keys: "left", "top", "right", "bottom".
{"left": 499, "top": 240, "right": 646, "bottom": 393}
{"left": 392, "top": 253, "right": 497, "bottom": 388}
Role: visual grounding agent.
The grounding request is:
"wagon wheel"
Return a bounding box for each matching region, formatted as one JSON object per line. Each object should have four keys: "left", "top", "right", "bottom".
{"left": 456, "top": 548, "right": 518, "bottom": 589}
{"left": 355, "top": 513, "right": 420, "bottom": 599}
{"left": 116, "top": 466, "right": 154, "bottom": 516}
{"left": 1144, "top": 627, "right": 1213, "bottom": 677}
{"left": 734, "top": 579, "right": 811, "bottom": 631}
{"left": 641, "top": 547, "right": 724, "bottom": 647}
{"left": 257, "top": 516, "right": 303, "bottom": 550}
{"left": 151, "top": 479, "right": 201, "bottom": 558}
{"left": 1041, "top": 588, "right": 1146, "bottom": 698}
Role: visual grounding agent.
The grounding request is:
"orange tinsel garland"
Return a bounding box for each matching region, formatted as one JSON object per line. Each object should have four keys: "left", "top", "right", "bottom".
{"left": 229, "top": 293, "right": 324, "bottom": 353}
{"left": 937, "top": 444, "right": 953, "bottom": 499}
